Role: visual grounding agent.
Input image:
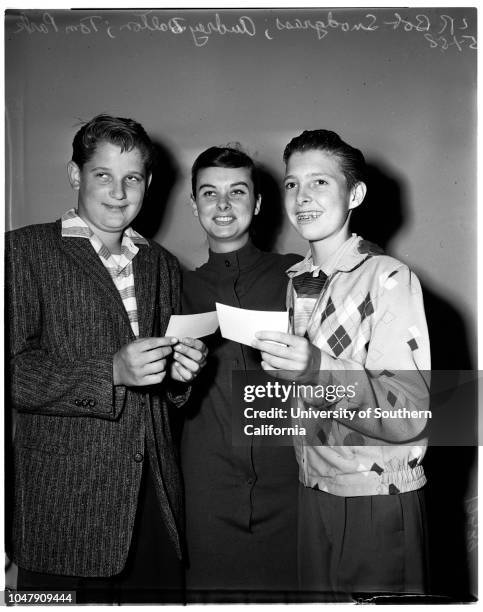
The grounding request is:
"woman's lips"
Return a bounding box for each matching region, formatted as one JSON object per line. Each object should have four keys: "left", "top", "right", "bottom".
{"left": 213, "top": 215, "right": 235, "bottom": 225}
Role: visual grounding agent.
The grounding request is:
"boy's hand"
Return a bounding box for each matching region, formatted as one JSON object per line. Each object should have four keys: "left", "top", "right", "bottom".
{"left": 171, "top": 337, "right": 208, "bottom": 383}
{"left": 113, "top": 337, "right": 177, "bottom": 386}
{"left": 252, "top": 331, "right": 321, "bottom": 383}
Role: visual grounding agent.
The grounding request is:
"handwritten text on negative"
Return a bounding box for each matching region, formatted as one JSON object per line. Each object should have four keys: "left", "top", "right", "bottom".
{"left": 10, "top": 11, "right": 477, "bottom": 53}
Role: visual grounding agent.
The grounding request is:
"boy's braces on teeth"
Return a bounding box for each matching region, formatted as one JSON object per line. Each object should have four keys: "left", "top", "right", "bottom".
{"left": 297, "top": 211, "right": 321, "bottom": 220}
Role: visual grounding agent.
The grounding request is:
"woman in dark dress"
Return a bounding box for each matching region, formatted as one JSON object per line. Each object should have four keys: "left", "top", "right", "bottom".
{"left": 181, "top": 146, "right": 301, "bottom": 602}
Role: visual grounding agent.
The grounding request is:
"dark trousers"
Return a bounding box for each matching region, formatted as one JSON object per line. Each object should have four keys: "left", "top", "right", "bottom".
{"left": 16, "top": 463, "right": 184, "bottom": 604}
{"left": 298, "top": 484, "right": 429, "bottom": 600}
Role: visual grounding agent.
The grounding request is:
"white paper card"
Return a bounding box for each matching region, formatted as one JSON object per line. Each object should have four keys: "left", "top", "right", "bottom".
{"left": 216, "top": 302, "right": 288, "bottom": 347}
{"left": 165, "top": 312, "right": 218, "bottom": 339}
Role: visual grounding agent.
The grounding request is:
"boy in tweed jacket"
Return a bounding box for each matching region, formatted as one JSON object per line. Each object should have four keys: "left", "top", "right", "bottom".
{"left": 253, "top": 130, "right": 430, "bottom": 597}
{"left": 6, "top": 115, "right": 207, "bottom": 602}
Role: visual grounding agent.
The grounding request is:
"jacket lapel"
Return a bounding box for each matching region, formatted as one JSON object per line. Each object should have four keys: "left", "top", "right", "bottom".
{"left": 133, "top": 244, "right": 158, "bottom": 338}
{"left": 58, "top": 226, "right": 133, "bottom": 333}
{"left": 57, "top": 220, "right": 159, "bottom": 339}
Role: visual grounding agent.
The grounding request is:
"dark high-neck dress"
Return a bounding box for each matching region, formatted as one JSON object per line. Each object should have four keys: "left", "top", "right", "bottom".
{"left": 180, "top": 242, "right": 301, "bottom": 602}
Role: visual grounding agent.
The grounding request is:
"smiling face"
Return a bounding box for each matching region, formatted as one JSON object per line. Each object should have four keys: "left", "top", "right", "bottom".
{"left": 67, "top": 141, "right": 150, "bottom": 249}
{"left": 191, "top": 166, "right": 261, "bottom": 253}
{"left": 284, "top": 149, "right": 366, "bottom": 264}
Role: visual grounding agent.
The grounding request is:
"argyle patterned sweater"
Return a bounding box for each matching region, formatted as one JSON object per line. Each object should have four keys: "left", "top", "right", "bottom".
{"left": 287, "top": 235, "right": 431, "bottom": 496}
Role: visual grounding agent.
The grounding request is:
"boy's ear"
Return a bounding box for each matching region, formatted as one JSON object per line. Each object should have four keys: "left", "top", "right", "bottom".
{"left": 348, "top": 181, "right": 367, "bottom": 210}
{"left": 190, "top": 194, "right": 199, "bottom": 217}
{"left": 254, "top": 194, "right": 262, "bottom": 216}
{"left": 146, "top": 173, "right": 152, "bottom": 189}
{"left": 67, "top": 161, "right": 81, "bottom": 190}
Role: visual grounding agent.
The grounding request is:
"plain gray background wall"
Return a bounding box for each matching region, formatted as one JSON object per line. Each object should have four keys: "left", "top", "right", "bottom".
{"left": 5, "top": 7, "right": 477, "bottom": 599}
{"left": 5, "top": 9, "right": 476, "bottom": 338}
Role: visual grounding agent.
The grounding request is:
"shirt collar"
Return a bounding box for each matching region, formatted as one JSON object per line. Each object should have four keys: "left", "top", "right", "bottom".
{"left": 61, "top": 208, "right": 148, "bottom": 274}
{"left": 61, "top": 208, "right": 148, "bottom": 245}
{"left": 202, "top": 240, "right": 263, "bottom": 272}
{"left": 287, "top": 234, "right": 364, "bottom": 278}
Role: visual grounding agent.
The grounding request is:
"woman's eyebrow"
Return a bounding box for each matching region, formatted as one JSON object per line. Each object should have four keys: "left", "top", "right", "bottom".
{"left": 229, "top": 181, "right": 249, "bottom": 188}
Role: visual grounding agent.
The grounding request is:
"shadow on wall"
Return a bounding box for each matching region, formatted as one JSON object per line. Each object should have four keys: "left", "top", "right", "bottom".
{"left": 352, "top": 161, "right": 476, "bottom": 602}
{"left": 132, "top": 140, "right": 180, "bottom": 239}
{"left": 249, "top": 164, "right": 286, "bottom": 253}
{"left": 350, "top": 161, "right": 409, "bottom": 250}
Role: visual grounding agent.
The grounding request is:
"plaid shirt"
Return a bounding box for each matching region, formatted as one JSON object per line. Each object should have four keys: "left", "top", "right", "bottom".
{"left": 287, "top": 235, "right": 431, "bottom": 496}
{"left": 61, "top": 208, "right": 148, "bottom": 337}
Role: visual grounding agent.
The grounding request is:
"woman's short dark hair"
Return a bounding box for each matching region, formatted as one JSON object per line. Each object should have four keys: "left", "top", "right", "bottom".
{"left": 283, "top": 130, "right": 366, "bottom": 189}
{"left": 71, "top": 114, "right": 155, "bottom": 173}
{"left": 191, "top": 145, "right": 260, "bottom": 196}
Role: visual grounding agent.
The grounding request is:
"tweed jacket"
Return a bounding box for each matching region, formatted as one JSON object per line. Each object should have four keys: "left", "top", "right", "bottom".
{"left": 6, "top": 220, "right": 186, "bottom": 577}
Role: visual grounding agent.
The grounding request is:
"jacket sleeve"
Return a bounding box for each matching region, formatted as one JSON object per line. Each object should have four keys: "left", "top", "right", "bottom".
{"left": 6, "top": 233, "right": 127, "bottom": 420}
{"left": 306, "top": 265, "right": 431, "bottom": 442}
{"left": 162, "top": 250, "right": 191, "bottom": 408}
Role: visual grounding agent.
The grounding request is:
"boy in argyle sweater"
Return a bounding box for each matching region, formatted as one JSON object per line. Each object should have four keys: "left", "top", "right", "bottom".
{"left": 253, "top": 130, "right": 430, "bottom": 597}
